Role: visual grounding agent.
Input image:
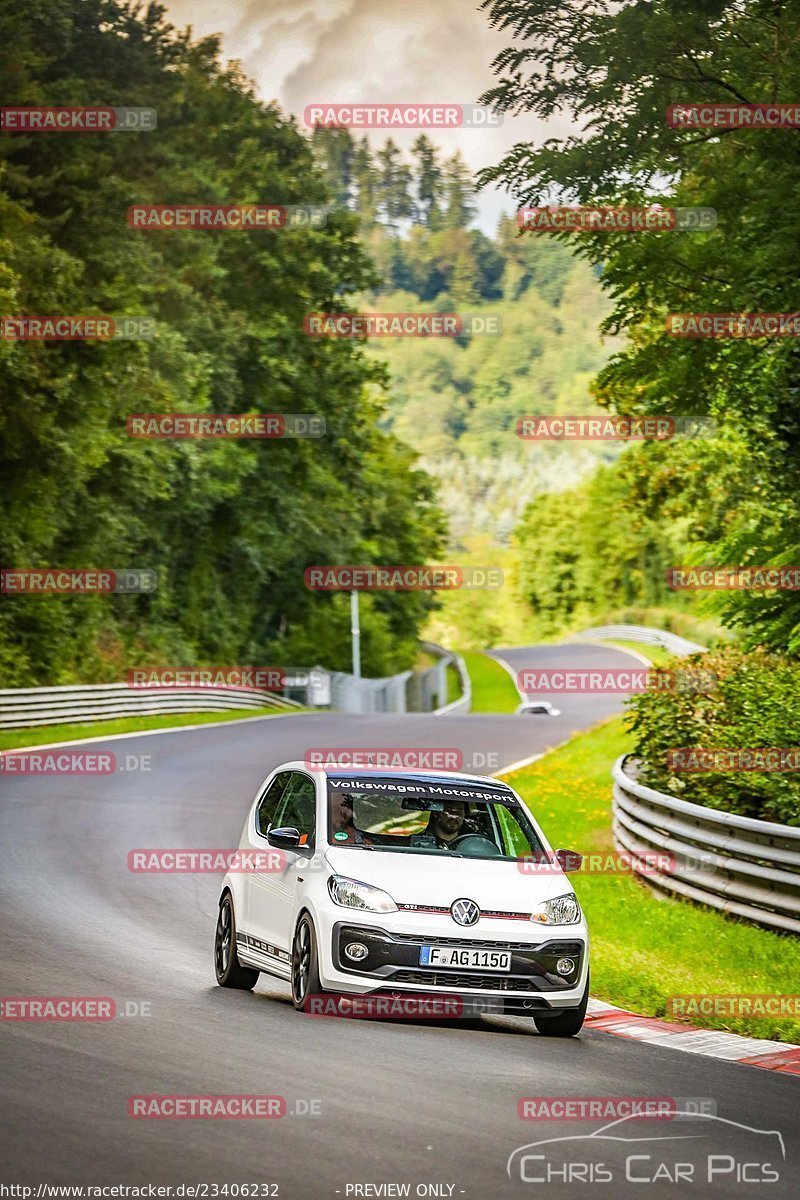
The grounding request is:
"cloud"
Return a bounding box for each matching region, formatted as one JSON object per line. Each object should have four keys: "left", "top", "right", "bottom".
{"left": 163, "top": 0, "right": 568, "bottom": 230}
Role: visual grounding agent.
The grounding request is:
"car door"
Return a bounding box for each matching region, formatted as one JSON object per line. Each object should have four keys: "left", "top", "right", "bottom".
{"left": 246, "top": 770, "right": 317, "bottom": 961}
{"left": 238, "top": 771, "right": 292, "bottom": 967}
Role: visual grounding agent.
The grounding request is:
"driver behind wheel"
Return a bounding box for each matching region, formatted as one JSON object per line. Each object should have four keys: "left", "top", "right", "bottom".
{"left": 410, "top": 801, "right": 465, "bottom": 849}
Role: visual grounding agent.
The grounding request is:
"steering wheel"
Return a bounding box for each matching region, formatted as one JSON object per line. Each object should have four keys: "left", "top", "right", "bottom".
{"left": 451, "top": 834, "right": 503, "bottom": 857}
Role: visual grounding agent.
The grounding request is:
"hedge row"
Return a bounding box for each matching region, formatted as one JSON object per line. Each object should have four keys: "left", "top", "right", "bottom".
{"left": 625, "top": 647, "right": 800, "bottom": 826}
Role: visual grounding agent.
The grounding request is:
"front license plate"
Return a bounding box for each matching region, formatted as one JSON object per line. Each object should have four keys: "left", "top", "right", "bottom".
{"left": 419, "top": 946, "right": 512, "bottom": 971}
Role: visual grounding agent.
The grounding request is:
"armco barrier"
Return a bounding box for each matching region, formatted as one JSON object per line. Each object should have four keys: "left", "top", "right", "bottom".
{"left": 612, "top": 754, "right": 800, "bottom": 935}
{"left": 0, "top": 682, "right": 300, "bottom": 729}
{"left": 0, "top": 642, "right": 471, "bottom": 726}
{"left": 420, "top": 641, "right": 471, "bottom": 716}
{"left": 318, "top": 643, "right": 470, "bottom": 715}
{"left": 578, "top": 624, "right": 706, "bottom": 656}
{"left": 327, "top": 669, "right": 412, "bottom": 715}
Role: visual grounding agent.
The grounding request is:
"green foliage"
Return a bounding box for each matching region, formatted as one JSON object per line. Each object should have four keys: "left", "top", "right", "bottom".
{"left": 626, "top": 648, "right": 800, "bottom": 825}
{"left": 504, "top": 717, "right": 800, "bottom": 1042}
{"left": 479, "top": 0, "right": 800, "bottom": 653}
{"left": 515, "top": 460, "right": 693, "bottom": 635}
{"left": 311, "top": 127, "right": 617, "bottom": 543}
{"left": 0, "top": 0, "right": 445, "bottom": 685}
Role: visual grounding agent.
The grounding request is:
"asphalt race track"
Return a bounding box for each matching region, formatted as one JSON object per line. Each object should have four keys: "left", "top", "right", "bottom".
{"left": 1, "top": 642, "right": 797, "bottom": 1198}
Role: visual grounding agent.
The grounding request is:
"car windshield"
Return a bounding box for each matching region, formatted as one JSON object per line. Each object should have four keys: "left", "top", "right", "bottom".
{"left": 326, "top": 776, "right": 545, "bottom": 860}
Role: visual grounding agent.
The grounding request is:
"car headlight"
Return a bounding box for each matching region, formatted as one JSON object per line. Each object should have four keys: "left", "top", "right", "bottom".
{"left": 530, "top": 892, "right": 581, "bottom": 925}
{"left": 328, "top": 875, "right": 398, "bottom": 913}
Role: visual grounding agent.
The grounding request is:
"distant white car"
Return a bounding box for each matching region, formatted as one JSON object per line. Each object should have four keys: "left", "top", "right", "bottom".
{"left": 516, "top": 700, "right": 562, "bottom": 716}
{"left": 215, "top": 763, "right": 590, "bottom": 1035}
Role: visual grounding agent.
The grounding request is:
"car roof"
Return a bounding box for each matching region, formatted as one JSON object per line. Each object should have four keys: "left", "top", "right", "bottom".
{"left": 324, "top": 768, "right": 515, "bottom": 793}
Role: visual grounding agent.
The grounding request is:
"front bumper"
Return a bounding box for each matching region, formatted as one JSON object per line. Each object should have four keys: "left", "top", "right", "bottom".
{"left": 324, "top": 921, "right": 587, "bottom": 1013}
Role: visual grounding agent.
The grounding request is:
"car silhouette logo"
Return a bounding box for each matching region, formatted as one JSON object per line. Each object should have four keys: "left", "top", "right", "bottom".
{"left": 451, "top": 898, "right": 480, "bottom": 926}
{"left": 507, "top": 1112, "right": 786, "bottom": 1180}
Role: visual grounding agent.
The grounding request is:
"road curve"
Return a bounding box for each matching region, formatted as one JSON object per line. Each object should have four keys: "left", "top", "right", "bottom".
{"left": 1, "top": 642, "right": 797, "bottom": 1197}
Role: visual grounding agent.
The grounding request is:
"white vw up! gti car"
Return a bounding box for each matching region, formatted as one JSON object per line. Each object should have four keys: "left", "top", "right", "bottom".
{"left": 214, "top": 763, "right": 589, "bottom": 1035}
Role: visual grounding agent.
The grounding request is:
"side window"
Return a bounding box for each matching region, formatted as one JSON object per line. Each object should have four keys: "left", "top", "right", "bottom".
{"left": 256, "top": 772, "right": 292, "bottom": 836}
{"left": 274, "top": 772, "right": 317, "bottom": 848}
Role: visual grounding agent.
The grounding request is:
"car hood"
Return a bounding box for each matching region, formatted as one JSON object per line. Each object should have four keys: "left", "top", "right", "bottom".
{"left": 323, "top": 846, "right": 572, "bottom": 911}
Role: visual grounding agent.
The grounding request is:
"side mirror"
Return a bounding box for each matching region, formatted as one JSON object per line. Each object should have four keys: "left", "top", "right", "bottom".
{"left": 555, "top": 848, "right": 583, "bottom": 873}
{"left": 267, "top": 826, "right": 301, "bottom": 849}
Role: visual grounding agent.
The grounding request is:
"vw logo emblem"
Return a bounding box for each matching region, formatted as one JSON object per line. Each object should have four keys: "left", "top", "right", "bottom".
{"left": 451, "top": 897, "right": 480, "bottom": 926}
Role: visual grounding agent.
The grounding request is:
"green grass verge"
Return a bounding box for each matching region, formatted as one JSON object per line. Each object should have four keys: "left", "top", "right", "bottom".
{"left": 445, "top": 663, "right": 462, "bottom": 706}
{"left": 603, "top": 639, "right": 675, "bottom": 666}
{"left": 461, "top": 650, "right": 520, "bottom": 713}
{"left": 0, "top": 706, "right": 305, "bottom": 751}
{"left": 500, "top": 716, "right": 800, "bottom": 1043}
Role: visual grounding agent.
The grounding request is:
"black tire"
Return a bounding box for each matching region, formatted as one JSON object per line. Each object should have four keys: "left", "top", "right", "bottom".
{"left": 214, "top": 893, "right": 259, "bottom": 990}
{"left": 533, "top": 973, "right": 589, "bottom": 1037}
{"left": 291, "top": 913, "right": 323, "bottom": 1011}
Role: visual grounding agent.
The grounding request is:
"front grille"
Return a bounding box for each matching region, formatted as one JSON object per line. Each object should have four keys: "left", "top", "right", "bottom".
{"left": 400, "top": 934, "right": 583, "bottom": 954}
{"left": 392, "top": 970, "right": 541, "bottom": 991}
{"left": 397, "top": 904, "right": 530, "bottom": 920}
{"left": 401, "top": 935, "right": 536, "bottom": 950}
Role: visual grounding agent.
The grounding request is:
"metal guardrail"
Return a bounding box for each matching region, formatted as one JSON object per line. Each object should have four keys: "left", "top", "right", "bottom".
{"left": 0, "top": 642, "right": 472, "bottom": 727}
{"left": 327, "top": 669, "right": 413, "bottom": 715}
{"left": 612, "top": 754, "right": 800, "bottom": 935}
{"left": 0, "top": 682, "right": 300, "bottom": 729}
{"left": 578, "top": 624, "right": 707, "bottom": 656}
{"left": 420, "top": 641, "right": 471, "bottom": 716}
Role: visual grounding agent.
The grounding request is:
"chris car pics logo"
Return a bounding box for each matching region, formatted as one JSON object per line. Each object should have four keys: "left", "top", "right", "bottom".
{"left": 507, "top": 1112, "right": 785, "bottom": 1185}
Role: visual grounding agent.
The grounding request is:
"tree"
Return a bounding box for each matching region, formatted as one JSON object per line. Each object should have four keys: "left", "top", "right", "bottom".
{"left": 479, "top": 0, "right": 800, "bottom": 652}
{"left": 352, "top": 137, "right": 378, "bottom": 223}
{"left": 0, "top": 0, "right": 445, "bottom": 684}
{"left": 441, "top": 152, "right": 477, "bottom": 229}
{"left": 411, "top": 135, "right": 442, "bottom": 227}
{"left": 376, "top": 139, "right": 414, "bottom": 230}
{"left": 310, "top": 126, "right": 355, "bottom": 207}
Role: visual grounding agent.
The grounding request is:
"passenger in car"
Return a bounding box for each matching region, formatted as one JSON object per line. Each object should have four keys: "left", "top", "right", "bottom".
{"left": 330, "top": 793, "right": 373, "bottom": 845}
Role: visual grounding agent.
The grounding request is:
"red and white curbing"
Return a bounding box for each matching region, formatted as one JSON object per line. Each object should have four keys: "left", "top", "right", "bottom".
{"left": 586, "top": 998, "right": 800, "bottom": 1075}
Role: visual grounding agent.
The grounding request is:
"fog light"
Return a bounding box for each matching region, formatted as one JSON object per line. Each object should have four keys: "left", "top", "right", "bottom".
{"left": 556, "top": 957, "right": 575, "bottom": 975}
{"left": 344, "top": 941, "right": 369, "bottom": 962}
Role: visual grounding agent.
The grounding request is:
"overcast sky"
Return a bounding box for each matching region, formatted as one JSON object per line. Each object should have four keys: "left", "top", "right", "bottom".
{"left": 164, "top": 0, "right": 563, "bottom": 232}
